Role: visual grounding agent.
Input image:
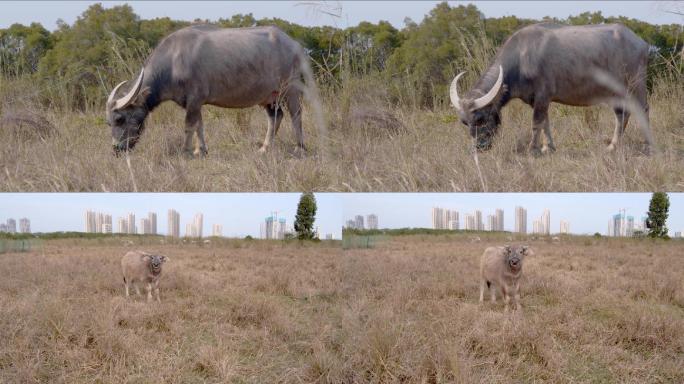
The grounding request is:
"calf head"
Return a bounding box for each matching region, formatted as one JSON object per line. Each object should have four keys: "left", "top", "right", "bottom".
{"left": 143, "top": 254, "right": 169, "bottom": 274}
{"left": 106, "top": 69, "right": 151, "bottom": 154}
{"left": 503, "top": 245, "right": 530, "bottom": 273}
{"left": 450, "top": 65, "right": 505, "bottom": 151}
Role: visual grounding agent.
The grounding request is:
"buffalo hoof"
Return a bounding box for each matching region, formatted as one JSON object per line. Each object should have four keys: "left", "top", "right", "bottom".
{"left": 194, "top": 147, "right": 208, "bottom": 157}
{"left": 257, "top": 146, "right": 268, "bottom": 154}
{"left": 605, "top": 143, "right": 617, "bottom": 152}
{"left": 529, "top": 146, "right": 543, "bottom": 157}
{"left": 293, "top": 145, "right": 307, "bottom": 158}
{"left": 542, "top": 144, "right": 556, "bottom": 154}
{"left": 182, "top": 149, "right": 195, "bottom": 159}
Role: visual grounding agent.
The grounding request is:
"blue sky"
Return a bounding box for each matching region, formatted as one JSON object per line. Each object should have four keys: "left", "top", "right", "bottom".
{"left": 342, "top": 193, "right": 684, "bottom": 235}
{"left": 0, "top": 193, "right": 343, "bottom": 239}
{"left": 1, "top": 1, "right": 681, "bottom": 30}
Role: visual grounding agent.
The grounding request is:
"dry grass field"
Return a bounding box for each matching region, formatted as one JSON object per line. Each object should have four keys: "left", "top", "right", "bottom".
{"left": 1, "top": 235, "right": 682, "bottom": 383}
{"left": 0, "top": 73, "right": 682, "bottom": 192}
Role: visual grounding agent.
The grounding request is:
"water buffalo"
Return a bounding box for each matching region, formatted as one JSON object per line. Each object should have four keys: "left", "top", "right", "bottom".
{"left": 106, "top": 25, "right": 317, "bottom": 156}
{"left": 449, "top": 23, "right": 653, "bottom": 155}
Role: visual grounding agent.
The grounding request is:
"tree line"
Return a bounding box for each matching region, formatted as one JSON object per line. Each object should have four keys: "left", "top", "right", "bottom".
{"left": 1, "top": 2, "right": 682, "bottom": 109}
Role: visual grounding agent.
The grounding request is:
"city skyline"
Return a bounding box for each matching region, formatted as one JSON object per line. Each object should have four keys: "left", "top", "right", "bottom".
{"left": 0, "top": 193, "right": 341, "bottom": 239}
{"left": 342, "top": 193, "right": 683, "bottom": 236}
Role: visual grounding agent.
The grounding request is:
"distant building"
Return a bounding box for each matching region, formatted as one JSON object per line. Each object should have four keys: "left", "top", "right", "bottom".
{"left": 367, "top": 214, "right": 378, "bottom": 230}
{"left": 102, "top": 223, "right": 112, "bottom": 234}
{"left": 84, "top": 210, "right": 96, "bottom": 233}
{"left": 19, "top": 218, "right": 30, "bottom": 233}
{"left": 194, "top": 213, "right": 203, "bottom": 238}
{"left": 542, "top": 209, "right": 550, "bottom": 235}
{"left": 515, "top": 206, "right": 527, "bottom": 234}
{"left": 261, "top": 212, "right": 286, "bottom": 240}
{"left": 345, "top": 219, "right": 356, "bottom": 229}
{"left": 495, "top": 209, "right": 504, "bottom": 231}
{"left": 675, "top": 231, "right": 682, "bottom": 238}
{"left": 148, "top": 212, "right": 157, "bottom": 235}
{"left": 140, "top": 218, "right": 151, "bottom": 235}
{"left": 432, "top": 207, "right": 458, "bottom": 230}
{"left": 559, "top": 220, "right": 570, "bottom": 234}
{"left": 0, "top": 224, "right": 6, "bottom": 232}
{"left": 486, "top": 215, "right": 495, "bottom": 231}
{"left": 117, "top": 217, "right": 127, "bottom": 233}
{"left": 127, "top": 212, "right": 136, "bottom": 234}
{"left": 168, "top": 209, "right": 180, "bottom": 237}
{"left": 354, "top": 215, "right": 364, "bottom": 230}
{"left": 212, "top": 224, "right": 223, "bottom": 237}
{"left": 464, "top": 214, "right": 476, "bottom": 230}
{"left": 325, "top": 234, "right": 334, "bottom": 240}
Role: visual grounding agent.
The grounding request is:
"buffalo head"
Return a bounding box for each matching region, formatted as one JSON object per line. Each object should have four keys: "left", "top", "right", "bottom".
{"left": 106, "top": 69, "right": 150, "bottom": 154}
{"left": 449, "top": 65, "right": 504, "bottom": 151}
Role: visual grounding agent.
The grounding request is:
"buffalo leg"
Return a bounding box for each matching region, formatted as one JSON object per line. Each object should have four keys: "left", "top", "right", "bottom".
{"left": 285, "top": 91, "right": 305, "bottom": 152}
{"left": 183, "top": 108, "right": 207, "bottom": 157}
{"left": 633, "top": 77, "right": 654, "bottom": 154}
{"left": 530, "top": 102, "right": 549, "bottom": 156}
{"left": 479, "top": 279, "right": 486, "bottom": 303}
{"left": 145, "top": 283, "right": 153, "bottom": 302}
{"left": 608, "top": 107, "right": 629, "bottom": 152}
{"left": 259, "top": 104, "right": 284, "bottom": 152}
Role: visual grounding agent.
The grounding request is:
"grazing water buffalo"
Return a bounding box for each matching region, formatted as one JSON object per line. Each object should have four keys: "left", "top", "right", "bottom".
{"left": 450, "top": 23, "right": 653, "bottom": 155}
{"left": 106, "top": 25, "right": 317, "bottom": 156}
{"left": 121, "top": 250, "right": 169, "bottom": 302}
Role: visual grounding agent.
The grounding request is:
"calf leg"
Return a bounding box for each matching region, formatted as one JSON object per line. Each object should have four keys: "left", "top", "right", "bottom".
{"left": 502, "top": 285, "right": 511, "bottom": 312}
{"left": 479, "top": 279, "right": 487, "bottom": 303}
{"left": 154, "top": 280, "right": 161, "bottom": 302}
{"left": 530, "top": 101, "right": 550, "bottom": 156}
{"left": 124, "top": 278, "right": 130, "bottom": 298}
{"left": 145, "top": 283, "right": 153, "bottom": 302}
{"left": 607, "top": 107, "right": 629, "bottom": 152}
{"left": 134, "top": 283, "right": 141, "bottom": 296}
{"left": 513, "top": 282, "right": 521, "bottom": 311}
{"left": 490, "top": 282, "right": 497, "bottom": 303}
{"left": 259, "top": 104, "right": 284, "bottom": 152}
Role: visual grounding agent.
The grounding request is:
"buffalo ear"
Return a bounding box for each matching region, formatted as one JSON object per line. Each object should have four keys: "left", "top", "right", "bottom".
{"left": 503, "top": 245, "right": 511, "bottom": 255}
{"left": 133, "top": 87, "right": 151, "bottom": 106}
{"left": 142, "top": 254, "right": 152, "bottom": 263}
{"left": 159, "top": 255, "right": 169, "bottom": 263}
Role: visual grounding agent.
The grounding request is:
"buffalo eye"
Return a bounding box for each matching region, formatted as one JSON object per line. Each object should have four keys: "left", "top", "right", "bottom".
{"left": 114, "top": 115, "right": 125, "bottom": 125}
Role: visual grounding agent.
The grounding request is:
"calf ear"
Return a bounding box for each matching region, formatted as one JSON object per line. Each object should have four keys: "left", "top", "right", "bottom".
{"left": 521, "top": 246, "right": 532, "bottom": 256}
{"left": 504, "top": 245, "right": 512, "bottom": 255}
{"left": 159, "top": 255, "right": 169, "bottom": 263}
{"left": 142, "top": 254, "right": 152, "bottom": 263}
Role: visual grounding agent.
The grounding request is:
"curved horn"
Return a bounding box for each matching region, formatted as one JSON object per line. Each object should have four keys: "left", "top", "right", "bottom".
{"left": 449, "top": 71, "right": 466, "bottom": 111}
{"left": 472, "top": 65, "right": 503, "bottom": 110}
{"left": 107, "top": 81, "right": 127, "bottom": 106}
{"left": 113, "top": 69, "right": 144, "bottom": 110}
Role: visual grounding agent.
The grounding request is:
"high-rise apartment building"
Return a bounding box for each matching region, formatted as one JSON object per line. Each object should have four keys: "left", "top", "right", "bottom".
{"left": 117, "top": 217, "right": 127, "bottom": 233}
{"left": 148, "top": 212, "right": 157, "bottom": 235}
{"left": 542, "top": 209, "right": 550, "bottom": 235}
{"left": 494, "top": 209, "right": 504, "bottom": 231}
{"left": 212, "top": 224, "right": 223, "bottom": 237}
{"left": 515, "top": 206, "right": 527, "bottom": 234}
{"left": 367, "top": 214, "right": 378, "bottom": 230}
{"left": 127, "top": 213, "right": 136, "bottom": 234}
{"left": 84, "top": 210, "right": 96, "bottom": 233}
{"left": 464, "top": 214, "right": 476, "bottom": 230}
{"left": 487, "top": 215, "right": 495, "bottom": 231}
{"left": 19, "top": 218, "right": 30, "bottom": 233}
{"left": 559, "top": 220, "right": 570, "bottom": 234}
{"left": 140, "top": 218, "right": 151, "bottom": 235}
{"left": 261, "top": 213, "right": 286, "bottom": 240}
{"left": 354, "top": 215, "right": 364, "bottom": 230}
{"left": 475, "top": 210, "right": 483, "bottom": 231}
{"left": 194, "top": 213, "right": 203, "bottom": 238}
{"left": 167, "top": 209, "right": 180, "bottom": 237}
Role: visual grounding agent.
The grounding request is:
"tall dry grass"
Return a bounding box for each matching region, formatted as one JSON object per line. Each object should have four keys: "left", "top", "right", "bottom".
{"left": 0, "top": 235, "right": 682, "bottom": 382}
{"left": 0, "top": 73, "right": 681, "bottom": 192}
